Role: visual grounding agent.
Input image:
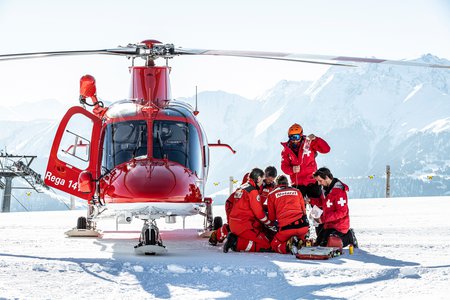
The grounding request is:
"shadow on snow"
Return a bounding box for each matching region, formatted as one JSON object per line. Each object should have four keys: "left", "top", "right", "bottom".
{"left": 0, "top": 228, "right": 425, "bottom": 300}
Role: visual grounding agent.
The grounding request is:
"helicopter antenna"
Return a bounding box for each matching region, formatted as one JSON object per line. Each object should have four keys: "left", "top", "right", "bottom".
{"left": 194, "top": 86, "right": 199, "bottom": 116}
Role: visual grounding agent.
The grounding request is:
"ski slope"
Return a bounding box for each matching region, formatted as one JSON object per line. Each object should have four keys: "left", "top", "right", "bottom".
{"left": 0, "top": 196, "right": 449, "bottom": 299}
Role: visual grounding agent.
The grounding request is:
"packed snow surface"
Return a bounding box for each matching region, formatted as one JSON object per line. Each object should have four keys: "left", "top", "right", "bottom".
{"left": 1, "top": 196, "right": 449, "bottom": 299}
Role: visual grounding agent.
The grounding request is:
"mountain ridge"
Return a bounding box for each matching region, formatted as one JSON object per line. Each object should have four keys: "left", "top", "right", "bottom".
{"left": 1, "top": 54, "right": 449, "bottom": 210}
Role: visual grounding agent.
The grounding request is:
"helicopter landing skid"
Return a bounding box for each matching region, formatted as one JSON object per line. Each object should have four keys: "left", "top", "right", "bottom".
{"left": 65, "top": 215, "right": 102, "bottom": 237}
{"left": 134, "top": 244, "right": 167, "bottom": 255}
{"left": 134, "top": 218, "right": 167, "bottom": 255}
{"left": 65, "top": 228, "right": 102, "bottom": 237}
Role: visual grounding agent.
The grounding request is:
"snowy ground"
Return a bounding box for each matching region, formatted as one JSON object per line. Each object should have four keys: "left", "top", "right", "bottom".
{"left": 1, "top": 196, "right": 449, "bottom": 299}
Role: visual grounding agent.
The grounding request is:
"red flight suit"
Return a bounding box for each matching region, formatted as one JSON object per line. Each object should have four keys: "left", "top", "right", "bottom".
{"left": 267, "top": 185, "right": 309, "bottom": 254}
{"left": 259, "top": 180, "right": 276, "bottom": 211}
{"left": 228, "top": 179, "right": 271, "bottom": 252}
{"left": 319, "top": 178, "right": 350, "bottom": 234}
{"left": 280, "top": 137, "right": 330, "bottom": 186}
{"left": 212, "top": 193, "right": 234, "bottom": 243}
{"left": 212, "top": 173, "right": 250, "bottom": 243}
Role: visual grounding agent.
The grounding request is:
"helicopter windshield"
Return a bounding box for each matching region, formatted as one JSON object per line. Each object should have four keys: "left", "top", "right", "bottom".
{"left": 102, "top": 120, "right": 148, "bottom": 170}
{"left": 102, "top": 119, "right": 203, "bottom": 177}
{"left": 153, "top": 120, "right": 202, "bottom": 177}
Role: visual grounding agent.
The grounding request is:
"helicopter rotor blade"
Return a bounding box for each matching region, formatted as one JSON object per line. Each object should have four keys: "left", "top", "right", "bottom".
{"left": 174, "top": 48, "right": 450, "bottom": 69}
{"left": 0, "top": 47, "right": 139, "bottom": 62}
{"left": 174, "top": 48, "right": 355, "bottom": 67}
{"left": 1, "top": 43, "right": 449, "bottom": 69}
{"left": 238, "top": 56, "right": 357, "bottom": 67}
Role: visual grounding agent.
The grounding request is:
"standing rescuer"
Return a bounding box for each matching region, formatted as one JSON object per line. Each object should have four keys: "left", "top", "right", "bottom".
{"left": 281, "top": 123, "right": 330, "bottom": 205}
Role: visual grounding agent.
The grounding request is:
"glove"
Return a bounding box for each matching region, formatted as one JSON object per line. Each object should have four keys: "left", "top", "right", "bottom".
{"left": 267, "top": 225, "right": 277, "bottom": 233}
{"left": 266, "top": 221, "right": 278, "bottom": 232}
{"left": 307, "top": 134, "right": 316, "bottom": 140}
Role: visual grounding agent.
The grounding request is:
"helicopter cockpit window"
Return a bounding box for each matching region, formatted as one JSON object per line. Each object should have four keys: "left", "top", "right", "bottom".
{"left": 160, "top": 106, "right": 192, "bottom": 117}
{"left": 105, "top": 101, "right": 143, "bottom": 118}
{"left": 153, "top": 121, "right": 202, "bottom": 177}
{"left": 102, "top": 120, "right": 147, "bottom": 170}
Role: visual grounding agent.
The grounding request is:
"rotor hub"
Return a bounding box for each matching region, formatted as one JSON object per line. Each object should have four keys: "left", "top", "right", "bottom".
{"left": 125, "top": 41, "right": 176, "bottom": 61}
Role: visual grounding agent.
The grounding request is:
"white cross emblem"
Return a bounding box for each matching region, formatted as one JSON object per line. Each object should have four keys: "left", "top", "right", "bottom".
{"left": 338, "top": 197, "right": 346, "bottom": 207}
{"left": 303, "top": 149, "right": 311, "bottom": 157}
{"left": 326, "top": 199, "right": 332, "bottom": 208}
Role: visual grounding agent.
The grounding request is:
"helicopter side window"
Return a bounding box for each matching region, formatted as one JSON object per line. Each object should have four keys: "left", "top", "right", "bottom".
{"left": 102, "top": 120, "right": 147, "bottom": 170}
{"left": 152, "top": 121, "right": 202, "bottom": 177}
{"left": 57, "top": 113, "right": 93, "bottom": 170}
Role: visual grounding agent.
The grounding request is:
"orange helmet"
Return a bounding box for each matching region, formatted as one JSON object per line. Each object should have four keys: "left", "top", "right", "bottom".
{"left": 288, "top": 123, "right": 303, "bottom": 136}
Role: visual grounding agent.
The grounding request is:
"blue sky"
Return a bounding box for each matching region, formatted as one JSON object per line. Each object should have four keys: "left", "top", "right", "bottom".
{"left": 0, "top": 0, "right": 449, "bottom": 104}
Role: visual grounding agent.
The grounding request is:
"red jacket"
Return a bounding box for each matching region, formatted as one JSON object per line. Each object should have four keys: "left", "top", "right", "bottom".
{"left": 229, "top": 179, "right": 270, "bottom": 235}
{"left": 260, "top": 180, "right": 276, "bottom": 210}
{"left": 267, "top": 186, "right": 306, "bottom": 228}
{"left": 281, "top": 136, "right": 330, "bottom": 186}
{"left": 224, "top": 193, "right": 235, "bottom": 223}
{"left": 225, "top": 172, "right": 250, "bottom": 222}
{"left": 320, "top": 179, "right": 350, "bottom": 234}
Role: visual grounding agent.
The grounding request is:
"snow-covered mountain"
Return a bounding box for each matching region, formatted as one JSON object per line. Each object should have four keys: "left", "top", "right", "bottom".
{"left": 1, "top": 55, "right": 449, "bottom": 210}
{"left": 182, "top": 54, "right": 450, "bottom": 201}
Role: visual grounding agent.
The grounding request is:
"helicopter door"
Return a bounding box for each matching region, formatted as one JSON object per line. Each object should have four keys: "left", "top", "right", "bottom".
{"left": 45, "top": 106, "right": 102, "bottom": 200}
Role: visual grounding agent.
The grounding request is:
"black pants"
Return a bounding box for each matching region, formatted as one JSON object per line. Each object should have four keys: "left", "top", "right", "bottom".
{"left": 316, "top": 228, "right": 354, "bottom": 247}
{"left": 293, "top": 182, "right": 321, "bottom": 200}
{"left": 293, "top": 183, "right": 322, "bottom": 236}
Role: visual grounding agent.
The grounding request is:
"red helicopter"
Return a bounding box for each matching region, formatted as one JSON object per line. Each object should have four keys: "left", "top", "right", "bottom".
{"left": 1, "top": 40, "right": 449, "bottom": 254}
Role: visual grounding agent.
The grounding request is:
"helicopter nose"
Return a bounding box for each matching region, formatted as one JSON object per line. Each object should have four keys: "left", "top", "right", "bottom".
{"left": 101, "top": 159, "right": 201, "bottom": 203}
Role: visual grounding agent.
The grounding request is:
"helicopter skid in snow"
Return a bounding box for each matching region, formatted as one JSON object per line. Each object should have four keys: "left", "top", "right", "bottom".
{"left": 65, "top": 228, "right": 102, "bottom": 237}
{"left": 134, "top": 244, "right": 167, "bottom": 255}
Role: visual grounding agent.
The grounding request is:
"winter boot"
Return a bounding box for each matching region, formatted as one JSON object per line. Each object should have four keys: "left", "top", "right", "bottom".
{"left": 208, "top": 231, "right": 218, "bottom": 246}
{"left": 348, "top": 228, "right": 359, "bottom": 248}
{"left": 286, "top": 236, "right": 302, "bottom": 255}
{"left": 223, "top": 233, "right": 238, "bottom": 253}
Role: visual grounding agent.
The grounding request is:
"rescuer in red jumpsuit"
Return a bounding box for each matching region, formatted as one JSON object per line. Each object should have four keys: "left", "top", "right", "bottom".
{"left": 267, "top": 175, "right": 309, "bottom": 254}
{"left": 259, "top": 166, "right": 277, "bottom": 212}
{"left": 208, "top": 173, "right": 249, "bottom": 246}
{"left": 223, "top": 168, "right": 273, "bottom": 253}
{"left": 259, "top": 166, "right": 278, "bottom": 241}
{"left": 209, "top": 166, "right": 277, "bottom": 247}
{"left": 280, "top": 123, "right": 330, "bottom": 206}
{"left": 313, "top": 167, "right": 358, "bottom": 248}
